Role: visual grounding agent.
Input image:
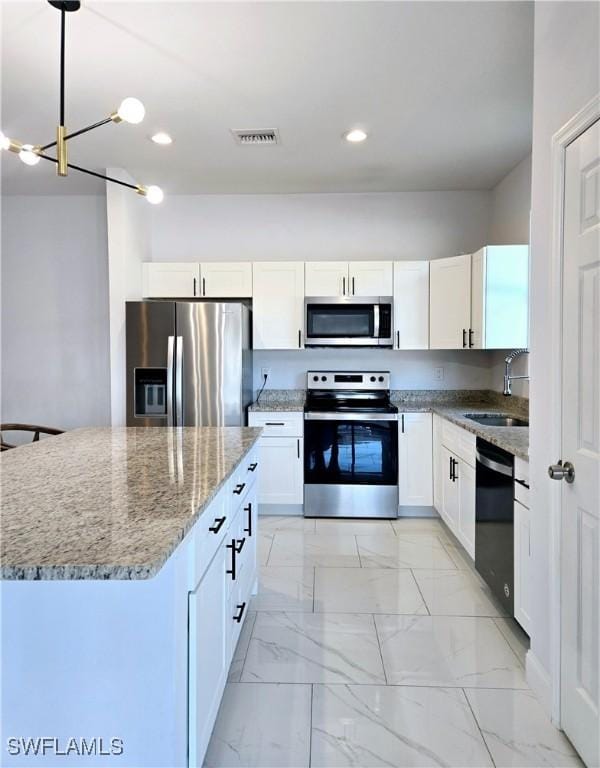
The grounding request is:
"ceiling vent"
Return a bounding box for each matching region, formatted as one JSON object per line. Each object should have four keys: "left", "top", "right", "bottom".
{"left": 231, "top": 129, "right": 280, "bottom": 146}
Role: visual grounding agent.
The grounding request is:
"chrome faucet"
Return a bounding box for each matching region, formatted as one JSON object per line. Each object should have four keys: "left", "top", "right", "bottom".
{"left": 503, "top": 349, "right": 529, "bottom": 396}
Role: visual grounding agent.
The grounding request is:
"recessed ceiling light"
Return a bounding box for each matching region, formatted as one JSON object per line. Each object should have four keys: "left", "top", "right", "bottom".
{"left": 344, "top": 128, "right": 368, "bottom": 143}
{"left": 151, "top": 132, "right": 173, "bottom": 145}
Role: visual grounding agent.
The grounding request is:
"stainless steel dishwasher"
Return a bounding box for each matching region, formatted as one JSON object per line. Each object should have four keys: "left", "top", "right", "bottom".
{"left": 475, "top": 438, "right": 515, "bottom": 614}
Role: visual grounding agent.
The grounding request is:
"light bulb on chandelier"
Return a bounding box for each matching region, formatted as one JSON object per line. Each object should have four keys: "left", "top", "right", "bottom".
{"left": 19, "top": 145, "right": 41, "bottom": 166}
{"left": 114, "top": 98, "right": 146, "bottom": 125}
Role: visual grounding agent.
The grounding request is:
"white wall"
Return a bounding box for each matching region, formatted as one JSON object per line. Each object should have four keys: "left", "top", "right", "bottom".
{"left": 1, "top": 195, "right": 111, "bottom": 430}
{"left": 106, "top": 169, "right": 151, "bottom": 426}
{"left": 528, "top": 0, "right": 599, "bottom": 708}
{"left": 254, "top": 349, "right": 495, "bottom": 392}
{"left": 150, "top": 191, "right": 491, "bottom": 263}
{"left": 488, "top": 153, "right": 532, "bottom": 245}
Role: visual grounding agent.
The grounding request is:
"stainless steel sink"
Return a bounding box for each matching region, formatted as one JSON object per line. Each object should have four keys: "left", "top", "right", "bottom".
{"left": 464, "top": 414, "right": 529, "bottom": 427}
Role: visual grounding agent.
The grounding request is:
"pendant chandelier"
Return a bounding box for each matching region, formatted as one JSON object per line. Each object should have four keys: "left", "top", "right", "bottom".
{"left": 0, "top": 1, "right": 164, "bottom": 204}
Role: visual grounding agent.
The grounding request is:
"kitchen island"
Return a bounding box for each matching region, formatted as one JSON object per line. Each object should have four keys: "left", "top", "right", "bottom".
{"left": 1, "top": 427, "right": 262, "bottom": 767}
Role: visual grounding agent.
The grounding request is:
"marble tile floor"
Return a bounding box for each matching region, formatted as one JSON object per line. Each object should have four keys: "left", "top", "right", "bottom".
{"left": 205, "top": 516, "right": 582, "bottom": 768}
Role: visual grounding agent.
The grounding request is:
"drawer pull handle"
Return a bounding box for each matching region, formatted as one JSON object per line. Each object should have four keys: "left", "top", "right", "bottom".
{"left": 235, "top": 538, "right": 246, "bottom": 554}
{"left": 248, "top": 462, "right": 258, "bottom": 472}
{"left": 233, "top": 602, "right": 246, "bottom": 623}
{"left": 226, "top": 539, "right": 237, "bottom": 581}
{"left": 243, "top": 502, "right": 252, "bottom": 536}
{"left": 209, "top": 516, "right": 226, "bottom": 534}
{"left": 233, "top": 482, "right": 246, "bottom": 495}
{"left": 265, "top": 422, "right": 285, "bottom": 426}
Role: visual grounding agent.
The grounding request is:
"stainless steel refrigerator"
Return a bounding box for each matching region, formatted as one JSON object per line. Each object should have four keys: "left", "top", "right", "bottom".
{"left": 126, "top": 301, "right": 252, "bottom": 427}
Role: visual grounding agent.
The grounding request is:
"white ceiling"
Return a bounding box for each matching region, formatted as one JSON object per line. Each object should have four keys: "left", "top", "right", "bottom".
{"left": 1, "top": 1, "right": 533, "bottom": 195}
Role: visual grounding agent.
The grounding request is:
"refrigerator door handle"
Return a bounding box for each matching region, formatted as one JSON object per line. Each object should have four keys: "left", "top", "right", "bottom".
{"left": 175, "top": 335, "right": 183, "bottom": 426}
{"left": 167, "top": 335, "right": 175, "bottom": 426}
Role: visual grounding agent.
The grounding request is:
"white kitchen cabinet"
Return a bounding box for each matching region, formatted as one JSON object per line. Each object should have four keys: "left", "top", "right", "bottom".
{"left": 188, "top": 541, "right": 228, "bottom": 767}
{"left": 305, "top": 261, "right": 349, "bottom": 296}
{"left": 143, "top": 262, "right": 200, "bottom": 298}
{"left": 432, "top": 414, "right": 444, "bottom": 513}
{"left": 429, "top": 254, "right": 472, "bottom": 349}
{"left": 256, "top": 436, "right": 303, "bottom": 505}
{"left": 398, "top": 412, "right": 433, "bottom": 506}
{"left": 514, "top": 461, "right": 532, "bottom": 636}
{"left": 441, "top": 446, "right": 459, "bottom": 530}
{"left": 252, "top": 262, "right": 305, "bottom": 349}
{"left": 470, "top": 246, "right": 529, "bottom": 349}
{"left": 393, "top": 261, "right": 430, "bottom": 349}
{"left": 457, "top": 459, "right": 476, "bottom": 559}
{"left": 348, "top": 261, "right": 393, "bottom": 296}
{"left": 200, "top": 262, "right": 252, "bottom": 298}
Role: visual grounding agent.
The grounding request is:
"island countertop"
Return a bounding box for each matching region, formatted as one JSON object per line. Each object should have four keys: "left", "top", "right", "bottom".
{"left": 0, "top": 426, "right": 262, "bottom": 581}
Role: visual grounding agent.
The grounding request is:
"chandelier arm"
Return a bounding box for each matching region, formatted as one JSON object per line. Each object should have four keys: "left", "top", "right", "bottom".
{"left": 60, "top": 8, "right": 66, "bottom": 126}
{"left": 37, "top": 152, "right": 140, "bottom": 191}
{"left": 40, "top": 117, "right": 114, "bottom": 151}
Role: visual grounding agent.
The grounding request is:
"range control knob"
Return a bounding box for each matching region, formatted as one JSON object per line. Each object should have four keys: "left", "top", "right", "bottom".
{"left": 313, "top": 375, "right": 319, "bottom": 382}
{"left": 379, "top": 376, "right": 384, "bottom": 382}
{"left": 321, "top": 376, "right": 327, "bottom": 381}
{"left": 370, "top": 376, "right": 376, "bottom": 382}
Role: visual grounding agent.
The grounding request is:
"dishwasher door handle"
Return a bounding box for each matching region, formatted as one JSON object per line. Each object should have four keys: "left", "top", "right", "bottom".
{"left": 476, "top": 451, "right": 513, "bottom": 477}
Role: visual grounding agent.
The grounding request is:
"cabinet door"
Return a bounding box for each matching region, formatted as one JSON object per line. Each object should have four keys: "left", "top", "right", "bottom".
{"left": 143, "top": 262, "right": 200, "bottom": 298}
{"left": 257, "top": 436, "right": 303, "bottom": 505}
{"left": 393, "top": 261, "right": 430, "bottom": 349}
{"left": 305, "top": 262, "right": 348, "bottom": 297}
{"left": 457, "top": 459, "right": 476, "bottom": 559}
{"left": 252, "top": 262, "right": 305, "bottom": 349}
{"left": 470, "top": 248, "right": 485, "bottom": 349}
{"left": 441, "top": 447, "right": 459, "bottom": 534}
{"left": 348, "top": 261, "right": 393, "bottom": 296}
{"left": 432, "top": 414, "right": 444, "bottom": 514}
{"left": 201, "top": 262, "right": 252, "bottom": 298}
{"left": 514, "top": 499, "right": 532, "bottom": 634}
{"left": 399, "top": 413, "right": 433, "bottom": 506}
{"left": 429, "top": 254, "right": 472, "bottom": 349}
{"left": 188, "top": 543, "right": 227, "bottom": 767}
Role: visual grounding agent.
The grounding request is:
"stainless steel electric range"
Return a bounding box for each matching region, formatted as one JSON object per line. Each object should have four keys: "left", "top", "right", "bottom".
{"left": 303, "top": 371, "right": 399, "bottom": 518}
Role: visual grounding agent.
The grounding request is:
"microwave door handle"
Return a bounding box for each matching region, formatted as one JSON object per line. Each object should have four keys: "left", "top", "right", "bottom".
{"left": 167, "top": 335, "right": 175, "bottom": 426}
{"left": 373, "top": 304, "right": 380, "bottom": 338}
{"left": 175, "top": 336, "right": 183, "bottom": 426}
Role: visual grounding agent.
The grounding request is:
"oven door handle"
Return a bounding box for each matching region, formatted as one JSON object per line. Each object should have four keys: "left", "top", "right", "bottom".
{"left": 476, "top": 451, "right": 513, "bottom": 478}
{"left": 304, "top": 411, "right": 398, "bottom": 422}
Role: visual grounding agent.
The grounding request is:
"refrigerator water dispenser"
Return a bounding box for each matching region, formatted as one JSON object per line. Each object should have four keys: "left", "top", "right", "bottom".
{"left": 135, "top": 368, "right": 168, "bottom": 417}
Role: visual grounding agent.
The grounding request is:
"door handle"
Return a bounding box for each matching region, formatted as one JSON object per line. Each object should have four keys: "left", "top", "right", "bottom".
{"left": 397, "top": 330, "right": 400, "bottom": 349}
{"left": 248, "top": 462, "right": 258, "bottom": 472}
{"left": 175, "top": 336, "right": 183, "bottom": 426}
{"left": 452, "top": 458, "right": 458, "bottom": 482}
{"left": 401, "top": 414, "right": 405, "bottom": 434}
{"left": 297, "top": 438, "right": 300, "bottom": 459}
{"left": 265, "top": 422, "right": 285, "bottom": 426}
{"left": 209, "top": 516, "right": 226, "bottom": 534}
{"left": 233, "top": 602, "right": 246, "bottom": 623}
{"left": 462, "top": 329, "right": 467, "bottom": 348}
{"left": 233, "top": 482, "right": 246, "bottom": 495}
{"left": 548, "top": 460, "right": 575, "bottom": 483}
{"left": 449, "top": 456, "right": 453, "bottom": 480}
{"left": 243, "top": 503, "right": 252, "bottom": 536}
{"left": 193, "top": 277, "right": 197, "bottom": 296}
{"left": 202, "top": 277, "right": 206, "bottom": 296}
{"left": 342, "top": 276, "right": 346, "bottom": 296}
{"left": 468, "top": 329, "right": 474, "bottom": 348}
{"left": 352, "top": 276, "right": 355, "bottom": 295}
{"left": 298, "top": 329, "right": 302, "bottom": 348}
{"left": 167, "top": 335, "right": 175, "bottom": 426}
{"left": 235, "top": 538, "right": 246, "bottom": 554}
{"left": 226, "top": 539, "right": 237, "bottom": 580}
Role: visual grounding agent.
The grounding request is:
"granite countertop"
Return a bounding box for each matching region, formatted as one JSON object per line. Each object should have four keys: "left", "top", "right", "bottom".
{"left": 1, "top": 426, "right": 262, "bottom": 581}
{"left": 429, "top": 406, "right": 529, "bottom": 460}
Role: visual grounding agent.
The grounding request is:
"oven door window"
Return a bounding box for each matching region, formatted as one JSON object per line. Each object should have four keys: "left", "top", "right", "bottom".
{"left": 306, "top": 304, "right": 374, "bottom": 338}
{"left": 305, "top": 420, "right": 398, "bottom": 485}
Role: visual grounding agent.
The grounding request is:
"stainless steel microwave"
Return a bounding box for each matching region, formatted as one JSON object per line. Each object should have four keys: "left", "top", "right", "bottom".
{"left": 304, "top": 296, "right": 393, "bottom": 347}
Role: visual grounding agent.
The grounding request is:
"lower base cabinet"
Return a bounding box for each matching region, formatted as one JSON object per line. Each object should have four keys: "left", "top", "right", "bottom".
{"left": 437, "top": 420, "right": 476, "bottom": 559}
{"left": 399, "top": 413, "right": 433, "bottom": 506}
{"left": 514, "top": 497, "right": 532, "bottom": 634}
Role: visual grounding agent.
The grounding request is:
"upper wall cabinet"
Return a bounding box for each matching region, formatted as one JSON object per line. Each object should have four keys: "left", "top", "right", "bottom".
{"left": 253, "top": 262, "right": 305, "bottom": 349}
{"left": 393, "top": 261, "right": 429, "bottom": 349}
{"left": 429, "top": 254, "right": 472, "bottom": 349}
{"left": 200, "top": 262, "right": 252, "bottom": 298}
{"left": 143, "top": 263, "right": 200, "bottom": 298}
{"left": 470, "top": 245, "right": 529, "bottom": 349}
{"left": 349, "top": 261, "right": 393, "bottom": 296}
{"left": 305, "top": 262, "right": 349, "bottom": 297}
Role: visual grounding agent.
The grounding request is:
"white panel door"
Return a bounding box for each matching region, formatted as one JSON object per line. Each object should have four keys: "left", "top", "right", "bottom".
{"left": 252, "top": 262, "right": 305, "bottom": 349}
{"left": 305, "top": 261, "right": 348, "bottom": 297}
{"left": 514, "top": 498, "right": 532, "bottom": 635}
{"left": 441, "top": 446, "right": 459, "bottom": 533}
{"left": 432, "top": 414, "right": 444, "bottom": 513}
{"left": 398, "top": 413, "right": 433, "bottom": 506}
{"left": 393, "top": 261, "right": 430, "bottom": 349}
{"left": 257, "top": 436, "right": 303, "bottom": 505}
{"left": 470, "top": 248, "right": 485, "bottom": 349}
{"left": 560, "top": 118, "right": 600, "bottom": 768}
{"left": 429, "top": 254, "right": 472, "bottom": 349}
{"left": 457, "top": 458, "right": 475, "bottom": 559}
{"left": 348, "top": 261, "right": 393, "bottom": 296}
{"left": 201, "top": 262, "right": 252, "bottom": 297}
{"left": 142, "top": 262, "right": 199, "bottom": 298}
{"left": 188, "top": 543, "right": 227, "bottom": 767}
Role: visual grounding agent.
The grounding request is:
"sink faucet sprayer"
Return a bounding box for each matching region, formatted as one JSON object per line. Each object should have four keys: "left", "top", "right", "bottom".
{"left": 503, "top": 349, "right": 529, "bottom": 396}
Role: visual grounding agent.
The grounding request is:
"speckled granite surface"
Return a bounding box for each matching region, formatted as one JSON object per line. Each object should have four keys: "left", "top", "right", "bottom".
{"left": 1, "top": 427, "right": 262, "bottom": 581}
{"left": 249, "top": 389, "right": 306, "bottom": 411}
{"left": 431, "top": 406, "right": 529, "bottom": 460}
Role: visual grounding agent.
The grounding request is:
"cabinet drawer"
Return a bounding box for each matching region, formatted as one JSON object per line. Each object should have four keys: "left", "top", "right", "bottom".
{"left": 248, "top": 411, "right": 303, "bottom": 437}
{"left": 188, "top": 486, "right": 230, "bottom": 589}
{"left": 230, "top": 446, "right": 260, "bottom": 504}
{"left": 441, "top": 419, "right": 476, "bottom": 467}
